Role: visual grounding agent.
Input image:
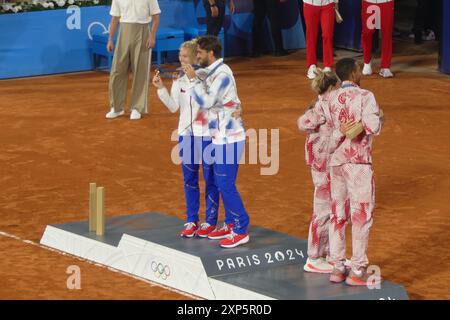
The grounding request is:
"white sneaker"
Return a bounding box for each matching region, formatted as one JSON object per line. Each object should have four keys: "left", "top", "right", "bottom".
{"left": 323, "top": 67, "right": 332, "bottom": 73}
{"left": 362, "top": 62, "right": 373, "bottom": 76}
{"left": 379, "top": 68, "right": 394, "bottom": 78}
{"left": 303, "top": 257, "right": 334, "bottom": 274}
{"left": 424, "top": 30, "right": 436, "bottom": 41}
{"left": 130, "top": 109, "right": 141, "bottom": 120}
{"left": 105, "top": 108, "right": 124, "bottom": 119}
{"left": 307, "top": 64, "right": 317, "bottom": 80}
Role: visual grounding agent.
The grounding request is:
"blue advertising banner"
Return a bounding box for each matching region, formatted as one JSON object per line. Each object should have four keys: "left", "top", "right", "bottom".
{"left": 334, "top": 0, "right": 363, "bottom": 50}
{"left": 0, "top": 6, "right": 111, "bottom": 79}
{"left": 0, "top": 1, "right": 305, "bottom": 79}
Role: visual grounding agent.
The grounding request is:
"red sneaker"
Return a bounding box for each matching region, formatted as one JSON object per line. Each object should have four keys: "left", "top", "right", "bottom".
{"left": 207, "top": 223, "right": 234, "bottom": 240}
{"left": 180, "top": 222, "right": 198, "bottom": 238}
{"left": 197, "top": 222, "right": 216, "bottom": 238}
{"left": 219, "top": 231, "right": 250, "bottom": 248}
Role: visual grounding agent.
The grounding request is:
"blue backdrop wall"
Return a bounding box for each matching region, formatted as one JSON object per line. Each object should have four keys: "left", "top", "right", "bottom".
{"left": 0, "top": 0, "right": 305, "bottom": 79}
{"left": 440, "top": 0, "right": 450, "bottom": 75}
{"left": 333, "top": 0, "right": 362, "bottom": 50}
{"left": 0, "top": 6, "right": 111, "bottom": 80}
{"left": 1, "top": 1, "right": 448, "bottom": 79}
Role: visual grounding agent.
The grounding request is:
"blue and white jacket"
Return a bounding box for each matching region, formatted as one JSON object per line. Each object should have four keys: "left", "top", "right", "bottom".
{"left": 191, "top": 59, "right": 246, "bottom": 145}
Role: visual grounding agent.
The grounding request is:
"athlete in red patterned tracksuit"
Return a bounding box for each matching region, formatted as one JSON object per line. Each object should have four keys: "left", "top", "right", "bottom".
{"left": 326, "top": 58, "right": 383, "bottom": 286}
{"left": 297, "top": 70, "right": 341, "bottom": 274}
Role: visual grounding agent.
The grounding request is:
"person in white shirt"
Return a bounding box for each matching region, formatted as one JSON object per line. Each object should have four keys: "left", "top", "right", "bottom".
{"left": 302, "top": 0, "right": 339, "bottom": 79}
{"left": 106, "top": 0, "right": 161, "bottom": 120}
{"left": 361, "top": 0, "right": 395, "bottom": 78}
{"left": 152, "top": 40, "right": 220, "bottom": 239}
{"left": 184, "top": 35, "right": 250, "bottom": 249}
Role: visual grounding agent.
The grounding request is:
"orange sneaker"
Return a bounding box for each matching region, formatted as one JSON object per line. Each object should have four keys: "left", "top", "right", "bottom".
{"left": 207, "top": 223, "right": 233, "bottom": 240}
{"left": 346, "top": 269, "right": 382, "bottom": 287}
{"left": 219, "top": 231, "right": 250, "bottom": 248}
{"left": 180, "top": 222, "right": 198, "bottom": 238}
{"left": 330, "top": 268, "right": 347, "bottom": 283}
{"left": 197, "top": 222, "right": 216, "bottom": 238}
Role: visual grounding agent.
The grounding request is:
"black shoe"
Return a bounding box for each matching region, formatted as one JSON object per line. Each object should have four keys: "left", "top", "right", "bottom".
{"left": 273, "top": 50, "right": 289, "bottom": 57}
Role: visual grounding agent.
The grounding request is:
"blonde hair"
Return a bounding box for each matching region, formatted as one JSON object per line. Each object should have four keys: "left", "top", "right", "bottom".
{"left": 180, "top": 40, "right": 198, "bottom": 61}
{"left": 311, "top": 68, "right": 339, "bottom": 95}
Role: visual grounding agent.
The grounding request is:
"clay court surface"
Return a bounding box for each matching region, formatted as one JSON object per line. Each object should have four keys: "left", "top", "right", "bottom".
{"left": 1, "top": 43, "right": 449, "bottom": 300}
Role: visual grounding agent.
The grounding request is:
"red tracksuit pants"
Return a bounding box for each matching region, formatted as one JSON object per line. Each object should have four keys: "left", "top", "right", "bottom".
{"left": 303, "top": 2, "right": 335, "bottom": 68}
{"left": 361, "top": 0, "right": 394, "bottom": 69}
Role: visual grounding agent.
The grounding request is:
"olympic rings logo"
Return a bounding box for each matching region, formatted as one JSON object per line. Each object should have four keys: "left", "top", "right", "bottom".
{"left": 151, "top": 261, "right": 171, "bottom": 280}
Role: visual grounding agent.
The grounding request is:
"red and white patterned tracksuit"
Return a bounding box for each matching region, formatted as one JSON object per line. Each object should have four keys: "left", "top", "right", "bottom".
{"left": 327, "top": 81, "right": 382, "bottom": 272}
{"left": 298, "top": 91, "right": 340, "bottom": 259}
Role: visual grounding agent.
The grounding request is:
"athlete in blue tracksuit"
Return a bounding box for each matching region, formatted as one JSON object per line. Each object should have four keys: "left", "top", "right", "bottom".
{"left": 153, "top": 40, "right": 220, "bottom": 238}
{"left": 186, "top": 35, "right": 250, "bottom": 248}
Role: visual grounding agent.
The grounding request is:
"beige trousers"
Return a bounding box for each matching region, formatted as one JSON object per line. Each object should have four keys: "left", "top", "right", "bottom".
{"left": 109, "top": 23, "right": 152, "bottom": 114}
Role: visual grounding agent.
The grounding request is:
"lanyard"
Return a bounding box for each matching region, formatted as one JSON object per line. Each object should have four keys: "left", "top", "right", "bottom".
{"left": 204, "top": 61, "right": 224, "bottom": 81}
{"left": 341, "top": 82, "right": 359, "bottom": 89}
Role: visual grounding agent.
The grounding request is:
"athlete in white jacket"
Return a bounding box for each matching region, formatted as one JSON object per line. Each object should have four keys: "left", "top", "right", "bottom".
{"left": 185, "top": 35, "right": 250, "bottom": 249}
{"left": 153, "top": 40, "right": 220, "bottom": 238}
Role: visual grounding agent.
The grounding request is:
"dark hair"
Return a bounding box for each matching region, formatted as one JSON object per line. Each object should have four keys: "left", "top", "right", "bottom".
{"left": 312, "top": 68, "right": 339, "bottom": 95}
{"left": 336, "top": 58, "right": 357, "bottom": 81}
{"left": 196, "top": 35, "right": 222, "bottom": 59}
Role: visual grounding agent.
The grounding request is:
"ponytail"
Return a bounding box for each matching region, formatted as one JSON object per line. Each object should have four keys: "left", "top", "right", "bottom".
{"left": 311, "top": 68, "right": 339, "bottom": 95}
